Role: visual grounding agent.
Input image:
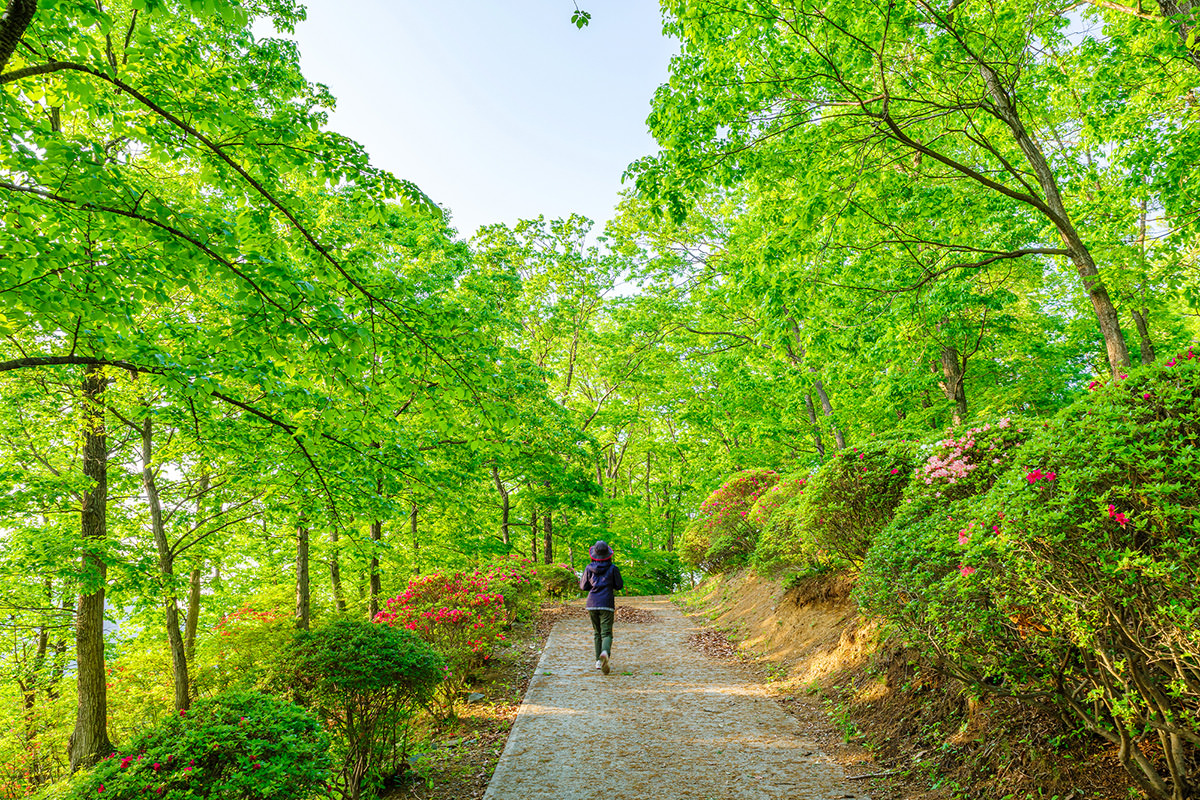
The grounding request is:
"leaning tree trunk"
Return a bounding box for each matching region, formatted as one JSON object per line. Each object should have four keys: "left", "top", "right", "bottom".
{"left": 69, "top": 364, "right": 113, "bottom": 769}
{"left": 802, "top": 393, "right": 826, "bottom": 458}
{"left": 295, "top": 520, "right": 310, "bottom": 631}
{"left": 0, "top": 0, "right": 38, "bottom": 75}
{"left": 141, "top": 416, "right": 190, "bottom": 711}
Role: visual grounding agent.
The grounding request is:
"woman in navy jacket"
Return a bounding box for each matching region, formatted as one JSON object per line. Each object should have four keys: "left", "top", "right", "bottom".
{"left": 579, "top": 540, "right": 623, "bottom": 674}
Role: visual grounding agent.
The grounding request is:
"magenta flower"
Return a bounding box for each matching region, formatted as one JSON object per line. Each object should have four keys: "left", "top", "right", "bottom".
{"left": 959, "top": 565, "right": 976, "bottom": 577}
{"left": 1088, "top": 381, "right": 1098, "bottom": 390}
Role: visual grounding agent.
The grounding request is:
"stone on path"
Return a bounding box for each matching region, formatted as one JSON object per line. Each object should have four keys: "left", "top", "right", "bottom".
{"left": 483, "top": 596, "right": 869, "bottom": 800}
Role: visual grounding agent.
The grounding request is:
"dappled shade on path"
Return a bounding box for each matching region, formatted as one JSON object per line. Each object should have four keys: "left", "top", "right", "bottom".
{"left": 484, "top": 597, "right": 868, "bottom": 800}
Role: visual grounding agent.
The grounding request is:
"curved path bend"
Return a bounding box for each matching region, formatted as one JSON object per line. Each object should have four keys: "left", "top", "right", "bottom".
{"left": 484, "top": 596, "right": 870, "bottom": 800}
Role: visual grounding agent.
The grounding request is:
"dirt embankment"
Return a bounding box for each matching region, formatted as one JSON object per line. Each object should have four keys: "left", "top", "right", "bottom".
{"left": 680, "top": 570, "right": 1139, "bottom": 800}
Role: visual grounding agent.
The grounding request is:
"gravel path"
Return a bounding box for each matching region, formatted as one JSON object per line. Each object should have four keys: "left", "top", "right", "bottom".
{"left": 483, "top": 596, "right": 870, "bottom": 800}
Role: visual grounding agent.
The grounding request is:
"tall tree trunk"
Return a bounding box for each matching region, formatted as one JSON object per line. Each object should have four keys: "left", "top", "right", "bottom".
{"left": 295, "top": 520, "right": 310, "bottom": 631}
{"left": 1157, "top": 0, "right": 1200, "bottom": 70}
{"left": 1130, "top": 308, "right": 1156, "bottom": 365}
{"left": 811, "top": 377, "right": 845, "bottom": 450}
{"left": 938, "top": 345, "right": 968, "bottom": 426}
{"left": 140, "top": 415, "right": 190, "bottom": 712}
{"left": 491, "top": 466, "right": 510, "bottom": 545}
{"left": 368, "top": 519, "right": 382, "bottom": 619}
{"left": 530, "top": 510, "right": 539, "bottom": 562}
{"left": 543, "top": 510, "right": 553, "bottom": 564}
{"left": 409, "top": 502, "right": 420, "bottom": 575}
{"left": 329, "top": 527, "right": 347, "bottom": 613}
{"left": 0, "top": 0, "right": 38, "bottom": 75}
{"left": 69, "top": 365, "right": 112, "bottom": 769}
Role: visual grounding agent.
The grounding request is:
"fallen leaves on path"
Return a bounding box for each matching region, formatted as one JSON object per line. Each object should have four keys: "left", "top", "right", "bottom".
{"left": 685, "top": 628, "right": 738, "bottom": 659}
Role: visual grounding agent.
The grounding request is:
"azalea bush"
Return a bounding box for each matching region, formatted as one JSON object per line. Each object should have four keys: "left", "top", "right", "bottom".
{"left": 748, "top": 472, "right": 809, "bottom": 572}
{"left": 794, "top": 440, "right": 915, "bottom": 565}
{"left": 860, "top": 354, "right": 1200, "bottom": 800}
{"left": 284, "top": 619, "right": 442, "bottom": 800}
{"left": 374, "top": 559, "right": 536, "bottom": 717}
{"left": 680, "top": 469, "right": 780, "bottom": 572}
{"left": 196, "top": 597, "right": 294, "bottom": 695}
{"left": 62, "top": 691, "right": 328, "bottom": 800}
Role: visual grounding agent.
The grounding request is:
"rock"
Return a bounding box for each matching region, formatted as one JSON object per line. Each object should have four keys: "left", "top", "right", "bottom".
{"left": 467, "top": 692, "right": 486, "bottom": 704}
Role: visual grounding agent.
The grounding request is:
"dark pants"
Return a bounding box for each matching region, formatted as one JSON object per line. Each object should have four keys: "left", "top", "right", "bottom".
{"left": 589, "top": 609, "right": 614, "bottom": 660}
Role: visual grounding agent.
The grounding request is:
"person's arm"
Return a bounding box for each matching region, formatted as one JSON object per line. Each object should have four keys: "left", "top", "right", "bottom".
{"left": 579, "top": 567, "right": 592, "bottom": 592}
{"left": 613, "top": 565, "right": 624, "bottom": 592}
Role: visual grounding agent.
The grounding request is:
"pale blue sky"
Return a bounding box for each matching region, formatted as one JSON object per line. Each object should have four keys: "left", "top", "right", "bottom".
{"left": 284, "top": 2, "right": 677, "bottom": 239}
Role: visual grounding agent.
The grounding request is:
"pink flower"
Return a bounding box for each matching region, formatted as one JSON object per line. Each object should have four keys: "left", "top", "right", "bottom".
{"left": 1144, "top": 393, "right": 1152, "bottom": 400}
{"left": 1166, "top": 359, "right": 1176, "bottom": 366}
{"left": 958, "top": 529, "right": 970, "bottom": 545}
{"left": 1026, "top": 469, "right": 1043, "bottom": 484}
{"left": 890, "top": 468, "right": 898, "bottom": 474}
{"left": 98, "top": 786, "right": 104, "bottom": 794}
{"left": 959, "top": 565, "right": 976, "bottom": 577}
{"left": 1088, "top": 381, "right": 1098, "bottom": 390}
{"left": 1108, "top": 504, "right": 1129, "bottom": 528}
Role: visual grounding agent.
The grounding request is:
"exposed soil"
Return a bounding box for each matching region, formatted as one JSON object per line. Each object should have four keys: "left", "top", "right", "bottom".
{"left": 681, "top": 570, "right": 1141, "bottom": 800}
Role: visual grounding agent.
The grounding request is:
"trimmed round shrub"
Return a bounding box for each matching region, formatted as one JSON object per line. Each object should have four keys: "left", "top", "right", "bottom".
{"left": 286, "top": 618, "right": 443, "bottom": 799}
{"left": 533, "top": 562, "right": 579, "bottom": 598}
{"left": 748, "top": 472, "right": 809, "bottom": 571}
{"left": 67, "top": 691, "right": 328, "bottom": 799}
{"left": 795, "top": 440, "right": 915, "bottom": 564}
{"left": 680, "top": 469, "right": 780, "bottom": 572}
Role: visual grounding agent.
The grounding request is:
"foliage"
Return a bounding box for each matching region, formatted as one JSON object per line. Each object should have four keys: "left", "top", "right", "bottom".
{"left": 680, "top": 469, "right": 780, "bottom": 571}
{"left": 795, "top": 441, "right": 915, "bottom": 565}
{"left": 284, "top": 619, "right": 442, "bottom": 799}
{"left": 60, "top": 691, "right": 328, "bottom": 800}
{"left": 620, "top": 548, "right": 683, "bottom": 595}
{"left": 197, "top": 599, "right": 295, "bottom": 695}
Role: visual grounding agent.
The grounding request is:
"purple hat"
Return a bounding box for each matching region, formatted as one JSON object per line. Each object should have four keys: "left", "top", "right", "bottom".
{"left": 589, "top": 540, "right": 612, "bottom": 561}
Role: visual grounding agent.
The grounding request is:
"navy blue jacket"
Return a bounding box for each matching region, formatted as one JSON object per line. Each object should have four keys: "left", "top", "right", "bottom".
{"left": 580, "top": 561, "right": 623, "bottom": 611}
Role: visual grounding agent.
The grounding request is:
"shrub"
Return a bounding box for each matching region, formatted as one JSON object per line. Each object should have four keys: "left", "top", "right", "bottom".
{"left": 748, "top": 472, "right": 809, "bottom": 572}
{"left": 532, "top": 562, "right": 578, "bottom": 598}
{"left": 285, "top": 619, "right": 442, "bottom": 800}
{"left": 65, "top": 691, "right": 328, "bottom": 800}
{"left": 680, "top": 469, "right": 780, "bottom": 572}
{"left": 196, "top": 600, "right": 294, "bottom": 695}
{"left": 795, "top": 440, "right": 915, "bottom": 564}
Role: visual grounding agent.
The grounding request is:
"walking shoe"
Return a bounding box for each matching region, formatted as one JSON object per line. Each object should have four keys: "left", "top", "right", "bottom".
{"left": 595, "top": 660, "right": 602, "bottom": 670}
{"left": 600, "top": 652, "right": 610, "bottom": 675}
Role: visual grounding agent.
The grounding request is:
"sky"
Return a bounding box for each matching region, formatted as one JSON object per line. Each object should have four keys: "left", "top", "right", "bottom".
{"left": 279, "top": 1, "right": 678, "bottom": 240}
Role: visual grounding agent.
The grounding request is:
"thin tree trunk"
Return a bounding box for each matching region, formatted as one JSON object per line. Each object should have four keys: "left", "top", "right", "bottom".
{"left": 491, "top": 466, "right": 510, "bottom": 545}
{"left": 295, "top": 520, "right": 310, "bottom": 631}
{"left": 531, "top": 510, "right": 539, "bottom": 562}
{"left": 1130, "top": 308, "right": 1156, "bottom": 365}
{"left": 543, "top": 510, "right": 553, "bottom": 564}
{"left": 69, "top": 364, "right": 112, "bottom": 769}
{"left": 368, "top": 519, "right": 382, "bottom": 619}
{"left": 140, "top": 415, "right": 190, "bottom": 712}
{"left": 329, "top": 527, "right": 347, "bottom": 613}
{"left": 409, "top": 502, "right": 419, "bottom": 574}
{"left": 184, "top": 568, "right": 200, "bottom": 665}
{"left": 803, "top": 393, "right": 826, "bottom": 457}
{"left": 812, "top": 377, "right": 845, "bottom": 450}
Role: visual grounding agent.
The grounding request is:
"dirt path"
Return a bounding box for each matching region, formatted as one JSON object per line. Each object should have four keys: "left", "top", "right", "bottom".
{"left": 483, "top": 596, "right": 871, "bottom": 800}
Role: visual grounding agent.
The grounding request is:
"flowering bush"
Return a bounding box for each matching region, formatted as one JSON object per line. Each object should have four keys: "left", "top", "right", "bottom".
{"left": 63, "top": 691, "right": 328, "bottom": 800}
{"left": 748, "top": 473, "right": 809, "bottom": 572}
{"left": 196, "top": 600, "right": 293, "bottom": 695}
{"left": 284, "top": 619, "right": 442, "bottom": 799}
{"left": 794, "top": 440, "right": 915, "bottom": 565}
{"left": 680, "top": 469, "right": 780, "bottom": 571}
{"left": 374, "top": 559, "right": 536, "bottom": 717}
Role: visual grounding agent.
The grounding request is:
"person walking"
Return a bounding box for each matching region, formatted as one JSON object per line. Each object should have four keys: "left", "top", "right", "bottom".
{"left": 579, "top": 540, "right": 623, "bottom": 675}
